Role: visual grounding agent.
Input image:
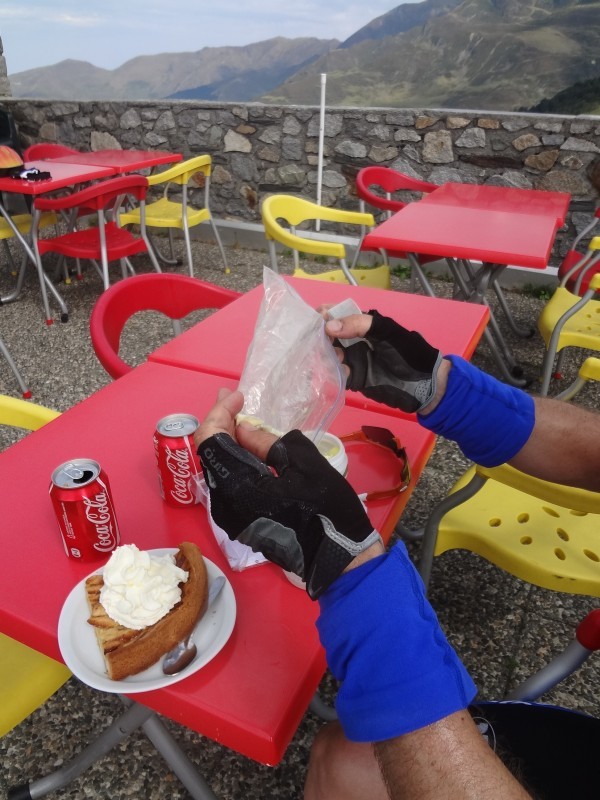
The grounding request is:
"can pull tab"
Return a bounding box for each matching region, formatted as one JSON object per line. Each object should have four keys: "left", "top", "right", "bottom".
{"left": 64, "top": 464, "right": 94, "bottom": 484}
{"left": 164, "top": 421, "right": 185, "bottom": 432}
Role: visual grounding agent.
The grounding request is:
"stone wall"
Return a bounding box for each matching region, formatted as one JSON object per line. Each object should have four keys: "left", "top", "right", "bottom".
{"left": 1, "top": 96, "right": 599, "bottom": 263}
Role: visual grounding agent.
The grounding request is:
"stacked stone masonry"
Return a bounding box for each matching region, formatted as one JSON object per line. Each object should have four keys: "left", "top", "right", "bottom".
{"left": 1, "top": 97, "right": 599, "bottom": 265}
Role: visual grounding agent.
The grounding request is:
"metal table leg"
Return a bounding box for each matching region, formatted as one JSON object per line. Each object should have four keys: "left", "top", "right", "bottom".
{"left": 7, "top": 696, "right": 219, "bottom": 800}
{"left": 0, "top": 205, "right": 68, "bottom": 324}
{"left": 0, "top": 334, "right": 31, "bottom": 398}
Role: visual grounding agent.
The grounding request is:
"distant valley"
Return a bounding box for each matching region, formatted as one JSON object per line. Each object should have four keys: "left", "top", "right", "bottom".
{"left": 8, "top": 0, "right": 600, "bottom": 112}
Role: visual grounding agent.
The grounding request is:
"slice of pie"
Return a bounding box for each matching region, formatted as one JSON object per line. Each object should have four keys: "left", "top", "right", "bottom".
{"left": 86, "top": 541, "right": 208, "bottom": 681}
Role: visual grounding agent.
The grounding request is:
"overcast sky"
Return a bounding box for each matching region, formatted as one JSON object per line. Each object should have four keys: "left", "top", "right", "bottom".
{"left": 1, "top": 0, "right": 408, "bottom": 75}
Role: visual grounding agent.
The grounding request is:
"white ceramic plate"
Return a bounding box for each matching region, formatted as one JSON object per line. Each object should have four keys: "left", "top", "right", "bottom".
{"left": 58, "top": 549, "right": 236, "bottom": 694}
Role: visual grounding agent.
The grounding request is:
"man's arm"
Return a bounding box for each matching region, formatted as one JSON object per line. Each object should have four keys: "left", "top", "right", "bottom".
{"left": 194, "top": 392, "right": 531, "bottom": 800}
{"left": 325, "top": 312, "right": 600, "bottom": 493}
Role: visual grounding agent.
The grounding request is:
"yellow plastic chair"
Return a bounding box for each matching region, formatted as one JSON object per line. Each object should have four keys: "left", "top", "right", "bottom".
{"left": 119, "top": 154, "right": 229, "bottom": 277}
{"left": 293, "top": 264, "right": 391, "bottom": 290}
{"left": 418, "top": 358, "right": 600, "bottom": 597}
{"left": 1, "top": 211, "right": 58, "bottom": 275}
{"left": 261, "top": 194, "right": 389, "bottom": 287}
{"left": 0, "top": 395, "right": 71, "bottom": 737}
{"left": 537, "top": 270, "right": 600, "bottom": 396}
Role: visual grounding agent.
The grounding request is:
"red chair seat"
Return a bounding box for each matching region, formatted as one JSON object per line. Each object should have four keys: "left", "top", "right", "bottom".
{"left": 37, "top": 222, "right": 147, "bottom": 261}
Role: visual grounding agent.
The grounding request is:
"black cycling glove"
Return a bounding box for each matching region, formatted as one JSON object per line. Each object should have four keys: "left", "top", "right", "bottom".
{"left": 198, "top": 430, "right": 381, "bottom": 599}
{"left": 341, "top": 310, "right": 443, "bottom": 413}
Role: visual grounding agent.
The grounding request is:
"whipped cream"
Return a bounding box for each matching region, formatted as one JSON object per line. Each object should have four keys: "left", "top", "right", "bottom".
{"left": 100, "top": 544, "right": 188, "bottom": 630}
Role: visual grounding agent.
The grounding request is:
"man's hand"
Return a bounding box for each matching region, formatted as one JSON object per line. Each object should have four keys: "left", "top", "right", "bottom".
{"left": 324, "top": 310, "right": 445, "bottom": 414}
{"left": 195, "top": 391, "right": 381, "bottom": 599}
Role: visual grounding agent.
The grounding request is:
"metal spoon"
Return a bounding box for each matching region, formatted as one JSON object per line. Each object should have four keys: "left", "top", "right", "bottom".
{"left": 162, "top": 575, "right": 226, "bottom": 676}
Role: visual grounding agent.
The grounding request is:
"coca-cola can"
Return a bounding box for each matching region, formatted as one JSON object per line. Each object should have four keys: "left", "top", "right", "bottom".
{"left": 49, "top": 459, "right": 121, "bottom": 561}
{"left": 153, "top": 413, "right": 201, "bottom": 507}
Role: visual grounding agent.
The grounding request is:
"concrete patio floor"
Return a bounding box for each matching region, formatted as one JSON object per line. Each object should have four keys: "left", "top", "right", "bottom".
{"left": 1, "top": 238, "right": 599, "bottom": 799}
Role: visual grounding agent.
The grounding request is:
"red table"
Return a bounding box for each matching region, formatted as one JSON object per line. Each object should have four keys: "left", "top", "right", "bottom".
{"left": 419, "top": 182, "right": 570, "bottom": 223}
{"left": 363, "top": 183, "right": 570, "bottom": 384}
{"left": 0, "top": 362, "right": 437, "bottom": 767}
{"left": 46, "top": 149, "right": 183, "bottom": 174}
{"left": 149, "top": 277, "right": 490, "bottom": 418}
{"left": 0, "top": 272, "right": 489, "bottom": 794}
{"left": 0, "top": 160, "right": 117, "bottom": 324}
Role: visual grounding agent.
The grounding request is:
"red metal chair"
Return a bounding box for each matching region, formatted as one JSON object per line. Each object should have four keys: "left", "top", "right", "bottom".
{"left": 23, "top": 143, "right": 80, "bottom": 160}
{"left": 557, "top": 206, "right": 600, "bottom": 295}
{"left": 90, "top": 272, "right": 241, "bottom": 378}
{"left": 356, "top": 165, "right": 438, "bottom": 216}
{"left": 32, "top": 175, "right": 161, "bottom": 291}
{"left": 354, "top": 165, "right": 443, "bottom": 289}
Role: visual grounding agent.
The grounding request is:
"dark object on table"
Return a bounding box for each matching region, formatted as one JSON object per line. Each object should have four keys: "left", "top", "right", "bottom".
{"left": 12, "top": 167, "right": 52, "bottom": 182}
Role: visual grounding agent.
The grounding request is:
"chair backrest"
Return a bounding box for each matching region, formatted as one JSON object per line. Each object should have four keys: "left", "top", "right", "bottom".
{"left": 147, "top": 154, "right": 212, "bottom": 187}
{"left": 261, "top": 194, "right": 374, "bottom": 260}
{"left": 356, "top": 165, "right": 437, "bottom": 214}
{"left": 0, "top": 394, "right": 60, "bottom": 431}
{"left": 90, "top": 273, "right": 241, "bottom": 379}
{"left": 23, "top": 143, "right": 80, "bottom": 161}
{"left": 34, "top": 174, "right": 150, "bottom": 215}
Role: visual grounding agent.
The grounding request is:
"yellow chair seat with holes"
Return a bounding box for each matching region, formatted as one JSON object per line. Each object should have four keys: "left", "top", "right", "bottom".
{"left": 590, "top": 236, "right": 600, "bottom": 251}
{"left": 121, "top": 197, "right": 211, "bottom": 231}
{"left": 537, "top": 286, "right": 600, "bottom": 352}
{"left": 293, "top": 264, "right": 391, "bottom": 290}
{"left": 435, "top": 465, "right": 600, "bottom": 595}
{"left": 0, "top": 634, "right": 71, "bottom": 736}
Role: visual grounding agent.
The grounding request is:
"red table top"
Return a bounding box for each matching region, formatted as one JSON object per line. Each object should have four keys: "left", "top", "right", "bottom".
{"left": 364, "top": 202, "right": 564, "bottom": 269}
{"left": 149, "top": 277, "right": 490, "bottom": 417}
{"left": 364, "top": 183, "right": 570, "bottom": 269}
{"left": 0, "top": 160, "right": 116, "bottom": 195}
{"left": 0, "top": 362, "right": 436, "bottom": 764}
{"left": 46, "top": 149, "right": 183, "bottom": 173}
{"left": 420, "top": 182, "right": 570, "bottom": 224}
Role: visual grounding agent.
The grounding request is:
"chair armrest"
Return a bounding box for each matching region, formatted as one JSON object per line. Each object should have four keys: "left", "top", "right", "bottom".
{"left": 264, "top": 223, "right": 348, "bottom": 259}
{"left": 147, "top": 155, "right": 211, "bottom": 187}
{"left": 475, "top": 463, "right": 600, "bottom": 514}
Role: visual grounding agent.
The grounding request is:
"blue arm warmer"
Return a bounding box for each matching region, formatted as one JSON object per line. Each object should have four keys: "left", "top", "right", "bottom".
{"left": 417, "top": 355, "right": 535, "bottom": 467}
{"left": 317, "top": 542, "right": 477, "bottom": 742}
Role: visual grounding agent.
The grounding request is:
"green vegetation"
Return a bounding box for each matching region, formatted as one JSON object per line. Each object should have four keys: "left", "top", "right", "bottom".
{"left": 527, "top": 76, "right": 600, "bottom": 115}
{"left": 391, "top": 263, "right": 411, "bottom": 279}
{"left": 522, "top": 283, "right": 554, "bottom": 302}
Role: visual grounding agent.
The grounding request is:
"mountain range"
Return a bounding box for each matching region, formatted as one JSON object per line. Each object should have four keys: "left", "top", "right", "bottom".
{"left": 8, "top": 0, "right": 600, "bottom": 112}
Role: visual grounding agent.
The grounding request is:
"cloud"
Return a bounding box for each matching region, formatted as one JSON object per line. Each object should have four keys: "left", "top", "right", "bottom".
{"left": 0, "top": 4, "right": 102, "bottom": 27}
{"left": 2, "top": 0, "right": 406, "bottom": 73}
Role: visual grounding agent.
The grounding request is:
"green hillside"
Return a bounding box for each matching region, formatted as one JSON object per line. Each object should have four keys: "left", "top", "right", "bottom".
{"left": 528, "top": 76, "right": 600, "bottom": 114}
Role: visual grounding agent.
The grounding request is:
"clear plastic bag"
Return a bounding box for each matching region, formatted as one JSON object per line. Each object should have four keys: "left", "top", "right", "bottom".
{"left": 200, "top": 268, "right": 346, "bottom": 571}
{"left": 237, "top": 267, "right": 345, "bottom": 444}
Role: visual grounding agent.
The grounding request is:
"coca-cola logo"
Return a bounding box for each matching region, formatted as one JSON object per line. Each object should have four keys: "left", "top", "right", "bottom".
{"left": 83, "top": 491, "right": 118, "bottom": 551}
{"left": 165, "top": 446, "right": 195, "bottom": 504}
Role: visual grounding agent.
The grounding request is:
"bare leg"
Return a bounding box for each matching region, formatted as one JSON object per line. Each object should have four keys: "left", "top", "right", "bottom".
{"left": 374, "top": 711, "right": 530, "bottom": 800}
{"left": 304, "top": 712, "right": 531, "bottom": 800}
{"left": 304, "top": 722, "right": 388, "bottom": 800}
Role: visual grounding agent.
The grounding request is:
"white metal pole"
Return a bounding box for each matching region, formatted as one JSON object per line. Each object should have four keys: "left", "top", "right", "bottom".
{"left": 316, "top": 73, "right": 326, "bottom": 231}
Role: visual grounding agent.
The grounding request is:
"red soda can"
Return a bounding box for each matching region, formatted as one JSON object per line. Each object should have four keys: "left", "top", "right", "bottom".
{"left": 153, "top": 413, "right": 201, "bottom": 507}
{"left": 49, "top": 459, "right": 121, "bottom": 561}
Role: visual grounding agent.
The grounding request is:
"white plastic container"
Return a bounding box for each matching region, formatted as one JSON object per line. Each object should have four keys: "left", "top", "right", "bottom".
{"left": 316, "top": 431, "right": 348, "bottom": 476}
